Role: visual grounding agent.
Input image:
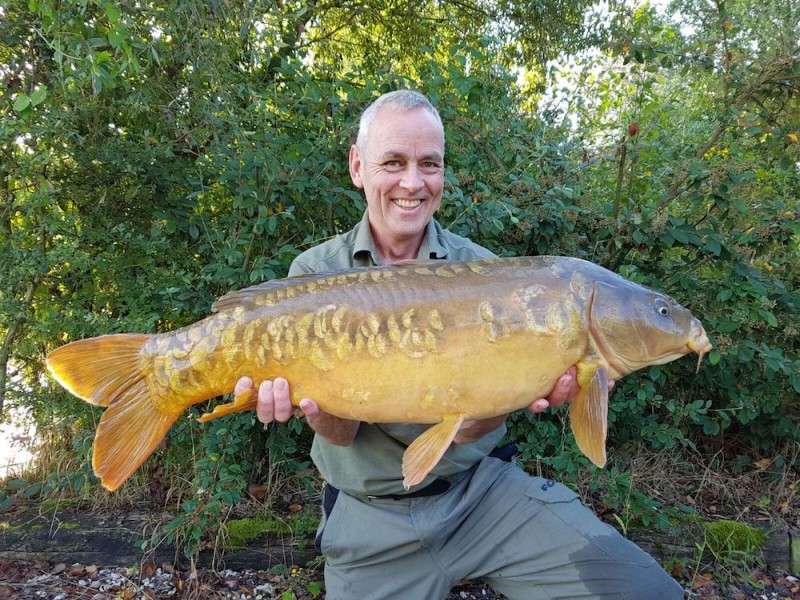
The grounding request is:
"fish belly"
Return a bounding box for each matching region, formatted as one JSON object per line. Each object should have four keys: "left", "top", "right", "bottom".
{"left": 304, "top": 329, "right": 582, "bottom": 424}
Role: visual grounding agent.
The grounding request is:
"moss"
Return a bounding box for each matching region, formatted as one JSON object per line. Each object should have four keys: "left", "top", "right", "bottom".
{"left": 791, "top": 532, "right": 800, "bottom": 574}
{"left": 58, "top": 521, "right": 79, "bottom": 530}
{"left": 39, "top": 498, "right": 81, "bottom": 512}
{"left": 669, "top": 510, "right": 704, "bottom": 527}
{"left": 225, "top": 517, "right": 289, "bottom": 548}
{"left": 703, "top": 520, "right": 766, "bottom": 556}
{"left": 224, "top": 513, "right": 321, "bottom": 548}
{"left": 39, "top": 499, "right": 60, "bottom": 512}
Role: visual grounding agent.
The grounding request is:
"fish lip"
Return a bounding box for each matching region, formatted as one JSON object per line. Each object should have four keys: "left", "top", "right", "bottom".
{"left": 687, "top": 322, "right": 713, "bottom": 372}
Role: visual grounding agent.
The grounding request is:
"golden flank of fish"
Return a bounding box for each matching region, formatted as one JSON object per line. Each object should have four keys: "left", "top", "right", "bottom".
{"left": 46, "top": 256, "right": 712, "bottom": 491}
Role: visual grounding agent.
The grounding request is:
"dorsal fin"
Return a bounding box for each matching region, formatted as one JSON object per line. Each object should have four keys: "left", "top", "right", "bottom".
{"left": 210, "top": 261, "right": 452, "bottom": 313}
{"left": 210, "top": 270, "right": 351, "bottom": 313}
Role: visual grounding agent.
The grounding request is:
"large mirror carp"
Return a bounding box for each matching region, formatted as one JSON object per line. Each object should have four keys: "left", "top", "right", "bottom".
{"left": 47, "top": 256, "right": 712, "bottom": 491}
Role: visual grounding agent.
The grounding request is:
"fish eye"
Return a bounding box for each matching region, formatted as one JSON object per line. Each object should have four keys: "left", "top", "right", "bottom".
{"left": 655, "top": 298, "right": 671, "bottom": 316}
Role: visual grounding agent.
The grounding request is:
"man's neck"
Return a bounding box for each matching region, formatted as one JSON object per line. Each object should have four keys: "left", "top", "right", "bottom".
{"left": 372, "top": 231, "right": 426, "bottom": 264}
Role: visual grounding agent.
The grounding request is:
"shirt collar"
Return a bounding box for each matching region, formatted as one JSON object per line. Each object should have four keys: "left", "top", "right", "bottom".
{"left": 352, "top": 211, "right": 448, "bottom": 265}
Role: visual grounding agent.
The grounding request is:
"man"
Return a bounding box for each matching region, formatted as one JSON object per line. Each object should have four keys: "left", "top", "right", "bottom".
{"left": 235, "top": 90, "right": 683, "bottom": 599}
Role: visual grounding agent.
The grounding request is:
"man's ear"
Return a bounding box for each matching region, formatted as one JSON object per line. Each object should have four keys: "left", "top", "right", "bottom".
{"left": 349, "top": 145, "right": 364, "bottom": 189}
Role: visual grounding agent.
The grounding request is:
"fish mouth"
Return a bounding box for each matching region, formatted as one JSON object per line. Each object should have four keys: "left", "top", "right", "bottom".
{"left": 687, "top": 319, "right": 713, "bottom": 372}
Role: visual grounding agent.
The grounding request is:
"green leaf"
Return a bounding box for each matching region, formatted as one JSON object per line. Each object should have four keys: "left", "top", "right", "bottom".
{"left": 108, "top": 28, "right": 125, "bottom": 48}
{"left": 13, "top": 94, "right": 31, "bottom": 112}
{"left": 760, "top": 310, "right": 778, "bottom": 328}
{"left": 30, "top": 86, "right": 47, "bottom": 106}
{"left": 670, "top": 228, "right": 689, "bottom": 244}
{"left": 702, "top": 419, "right": 721, "bottom": 436}
{"left": 306, "top": 581, "right": 322, "bottom": 597}
{"left": 705, "top": 238, "right": 721, "bottom": 256}
{"left": 105, "top": 3, "right": 121, "bottom": 23}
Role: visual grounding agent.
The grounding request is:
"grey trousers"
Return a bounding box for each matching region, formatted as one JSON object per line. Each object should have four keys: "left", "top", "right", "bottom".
{"left": 315, "top": 455, "right": 684, "bottom": 599}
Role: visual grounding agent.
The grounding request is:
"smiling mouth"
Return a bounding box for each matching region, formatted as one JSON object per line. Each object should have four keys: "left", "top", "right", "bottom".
{"left": 394, "top": 198, "right": 422, "bottom": 209}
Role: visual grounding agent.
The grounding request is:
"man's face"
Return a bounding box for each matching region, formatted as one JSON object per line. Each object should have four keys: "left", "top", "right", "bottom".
{"left": 349, "top": 106, "right": 445, "bottom": 248}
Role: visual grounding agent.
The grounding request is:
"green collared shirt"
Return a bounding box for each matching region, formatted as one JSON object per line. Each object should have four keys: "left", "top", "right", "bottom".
{"left": 290, "top": 211, "right": 495, "bottom": 274}
{"left": 289, "top": 212, "right": 506, "bottom": 497}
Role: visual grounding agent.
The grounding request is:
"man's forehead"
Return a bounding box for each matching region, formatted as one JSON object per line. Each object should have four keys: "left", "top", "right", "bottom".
{"left": 365, "top": 111, "right": 444, "bottom": 159}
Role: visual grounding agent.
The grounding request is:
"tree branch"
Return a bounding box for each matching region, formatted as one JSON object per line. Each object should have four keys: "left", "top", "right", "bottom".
{"left": 0, "top": 276, "right": 41, "bottom": 416}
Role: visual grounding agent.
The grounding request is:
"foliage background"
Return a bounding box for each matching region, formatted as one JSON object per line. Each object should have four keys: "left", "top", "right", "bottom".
{"left": 1, "top": 0, "right": 798, "bottom": 562}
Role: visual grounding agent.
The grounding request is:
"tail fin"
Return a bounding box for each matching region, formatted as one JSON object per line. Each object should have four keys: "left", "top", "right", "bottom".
{"left": 46, "top": 335, "right": 180, "bottom": 491}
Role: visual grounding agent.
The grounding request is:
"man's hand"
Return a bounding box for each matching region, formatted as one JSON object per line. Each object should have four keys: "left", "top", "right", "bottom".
{"left": 235, "top": 376, "right": 359, "bottom": 446}
{"left": 525, "top": 366, "right": 615, "bottom": 414}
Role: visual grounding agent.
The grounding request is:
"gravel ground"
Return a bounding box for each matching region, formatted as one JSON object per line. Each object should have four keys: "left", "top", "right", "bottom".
{"left": 2, "top": 559, "right": 799, "bottom": 599}
{"left": 0, "top": 559, "right": 504, "bottom": 599}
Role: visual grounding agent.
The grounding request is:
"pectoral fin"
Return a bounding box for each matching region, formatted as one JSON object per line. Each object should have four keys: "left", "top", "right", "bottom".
{"left": 569, "top": 366, "right": 608, "bottom": 467}
{"left": 402, "top": 413, "right": 465, "bottom": 489}
{"left": 198, "top": 388, "right": 257, "bottom": 423}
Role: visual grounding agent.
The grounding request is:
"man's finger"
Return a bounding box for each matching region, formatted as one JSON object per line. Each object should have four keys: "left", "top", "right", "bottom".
{"left": 256, "top": 380, "right": 275, "bottom": 423}
{"left": 273, "top": 377, "right": 294, "bottom": 422}
{"left": 528, "top": 398, "right": 550, "bottom": 413}
{"left": 234, "top": 376, "right": 253, "bottom": 396}
{"left": 547, "top": 373, "right": 576, "bottom": 407}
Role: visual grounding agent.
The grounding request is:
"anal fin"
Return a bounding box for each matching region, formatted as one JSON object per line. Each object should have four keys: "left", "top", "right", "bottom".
{"left": 402, "top": 413, "right": 465, "bottom": 489}
{"left": 568, "top": 366, "right": 609, "bottom": 467}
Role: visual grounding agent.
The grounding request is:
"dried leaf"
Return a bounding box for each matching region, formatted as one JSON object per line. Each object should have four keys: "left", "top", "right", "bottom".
{"left": 691, "top": 572, "right": 713, "bottom": 589}
{"left": 248, "top": 484, "right": 268, "bottom": 501}
{"left": 754, "top": 458, "right": 772, "bottom": 470}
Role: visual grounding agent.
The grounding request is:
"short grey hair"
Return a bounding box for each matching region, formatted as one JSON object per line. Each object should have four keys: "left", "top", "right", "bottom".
{"left": 355, "top": 90, "right": 444, "bottom": 154}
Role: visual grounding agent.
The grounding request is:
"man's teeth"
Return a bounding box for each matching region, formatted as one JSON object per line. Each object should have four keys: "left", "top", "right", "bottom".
{"left": 395, "top": 199, "right": 421, "bottom": 208}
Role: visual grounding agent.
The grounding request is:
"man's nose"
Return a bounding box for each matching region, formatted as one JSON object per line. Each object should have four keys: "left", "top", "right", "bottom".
{"left": 400, "top": 166, "right": 424, "bottom": 191}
